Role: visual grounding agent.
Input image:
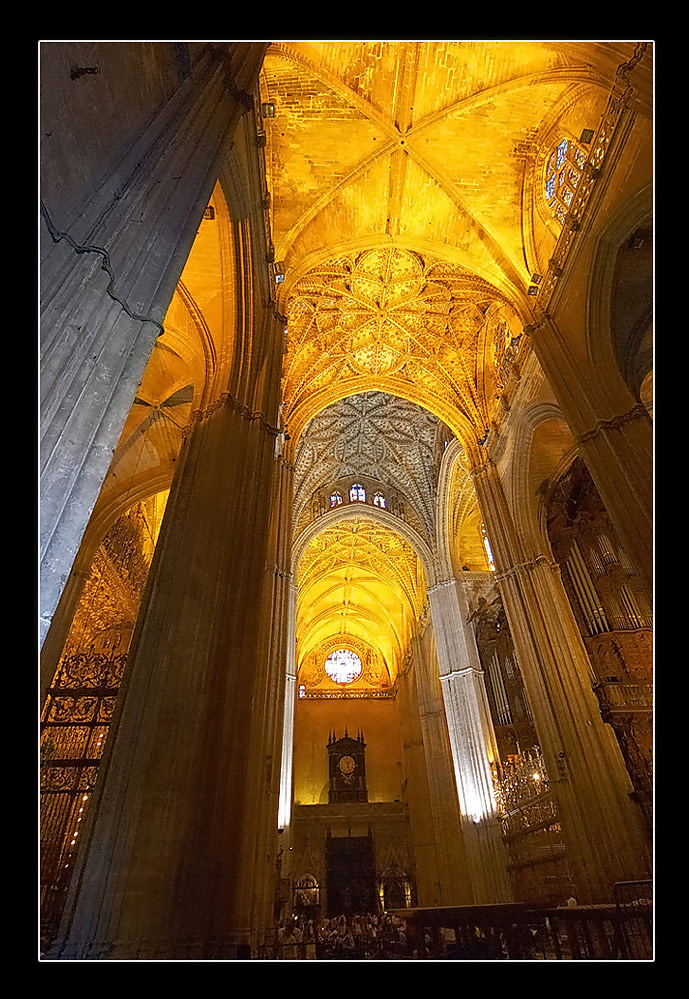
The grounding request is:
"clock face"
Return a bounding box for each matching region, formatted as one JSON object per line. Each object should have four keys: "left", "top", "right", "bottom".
{"left": 339, "top": 755, "right": 356, "bottom": 775}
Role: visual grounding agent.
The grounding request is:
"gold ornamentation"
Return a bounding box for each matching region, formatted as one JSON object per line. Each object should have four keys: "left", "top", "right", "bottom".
{"left": 284, "top": 248, "right": 507, "bottom": 442}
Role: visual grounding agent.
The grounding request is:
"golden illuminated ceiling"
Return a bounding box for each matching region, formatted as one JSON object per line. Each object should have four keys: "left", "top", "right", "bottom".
{"left": 260, "top": 41, "right": 620, "bottom": 443}
{"left": 296, "top": 517, "right": 426, "bottom": 686}
{"left": 262, "top": 41, "right": 614, "bottom": 290}
{"left": 282, "top": 246, "right": 521, "bottom": 444}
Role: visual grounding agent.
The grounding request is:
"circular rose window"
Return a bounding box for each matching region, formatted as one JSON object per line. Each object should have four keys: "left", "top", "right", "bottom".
{"left": 324, "top": 648, "right": 362, "bottom": 685}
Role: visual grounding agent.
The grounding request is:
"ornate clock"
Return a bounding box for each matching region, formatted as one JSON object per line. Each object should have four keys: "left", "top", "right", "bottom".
{"left": 339, "top": 755, "right": 356, "bottom": 776}
{"left": 327, "top": 731, "right": 368, "bottom": 803}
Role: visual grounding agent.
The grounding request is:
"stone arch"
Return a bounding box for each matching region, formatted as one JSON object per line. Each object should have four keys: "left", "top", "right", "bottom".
{"left": 292, "top": 499, "right": 437, "bottom": 588}
{"left": 281, "top": 246, "right": 531, "bottom": 457}
{"left": 586, "top": 183, "right": 653, "bottom": 406}
{"left": 277, "top": 234, "right": 529, "bottom": 311}
{"left": 40, "top": 478, "right": 174, "bottom": 700}
{"left": 524, "top": 80, "right": 612, "bottom": 273}
{"left": 285, "top": 377, "right": 475, "bottom": 465}
{"left": 435, "top": 438, "right": 487, "bottom": 580}
{"left": 501, "top": 399, "right": 578, "bottom": 559}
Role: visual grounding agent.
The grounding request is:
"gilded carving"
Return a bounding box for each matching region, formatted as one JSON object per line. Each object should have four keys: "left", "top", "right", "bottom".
{"left": 283, "top": 248, "right": 516, "bottom": 445}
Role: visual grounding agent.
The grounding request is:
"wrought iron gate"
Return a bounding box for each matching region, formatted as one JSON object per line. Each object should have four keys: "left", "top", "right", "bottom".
{"left": 40, "top": 642, "right": 128, "bottom": 948}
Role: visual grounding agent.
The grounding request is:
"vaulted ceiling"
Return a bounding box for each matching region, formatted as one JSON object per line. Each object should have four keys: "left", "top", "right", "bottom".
{"left": 261, "top": 40, "right": 618, "bottom": 292}
{"left": 259, "top": 40, "right": 630, "bottom": 690}
{"left": 79, "top": 42, "right": 645, "bottom": 695}
{"left": 260, "top": 40, "right": 624, "bottom": 447}
{"left": 293, "top": 390, "right": 452, "bottom": 543}
{"left": 296, "top": 517, "right": 426, "bottom": 684}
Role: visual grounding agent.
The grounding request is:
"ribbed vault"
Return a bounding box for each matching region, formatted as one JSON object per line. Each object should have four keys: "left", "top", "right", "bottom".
{"left": 296, "top": 516, "right": 426, "bottom": 687}
{"left": 282, "top": 246, "right": 525, "bottom": 450}
{"left": 293, "top": 390, "right": 454, "bottom": 544}
{"left": 262, "top": 40, "right": 616, "bottom": 294}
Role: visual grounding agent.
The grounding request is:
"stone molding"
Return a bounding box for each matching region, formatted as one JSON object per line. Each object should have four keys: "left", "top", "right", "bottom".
{"left": 439, "top": 664, "right": 484, "bottom": 680}
{"left": 181, "top": 390, "right": 281, "bottom": 440}
{"left": 495, "top": 553, "right": 560, "bottom": 582}
{"left": 40, "top": 200, "right": 166, "bottom": 337}
{"left": 265, "top": 561, "right": 293, "bottom": 580}
{"left": 574, "top": 402, "right": 649, "bottom": 445}
{"left": 426, "top": 578, "right": 456, "bottom": 595}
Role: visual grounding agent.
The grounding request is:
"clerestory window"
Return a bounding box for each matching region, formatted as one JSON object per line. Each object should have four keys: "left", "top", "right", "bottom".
{"left": 482, "top": 523, "right": 496, "bottom": 572}
{"left": 324, "top": 648, "right": 362, "bottom": 685}
{"left": 545, "top": 137, "right": 588, "bottom": 226}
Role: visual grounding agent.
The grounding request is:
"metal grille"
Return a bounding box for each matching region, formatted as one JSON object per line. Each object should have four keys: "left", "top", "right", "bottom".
{"left": 40, "top": 651, "right": 126, "bottom": 947}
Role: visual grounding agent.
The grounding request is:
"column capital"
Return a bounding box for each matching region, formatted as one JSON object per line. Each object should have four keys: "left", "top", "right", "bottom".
{"left": 466, "top": 455, "right": 498, "bottom": 481}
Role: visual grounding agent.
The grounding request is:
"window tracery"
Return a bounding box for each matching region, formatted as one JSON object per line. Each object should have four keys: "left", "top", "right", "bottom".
{"left": 324, "top": 648, "right": 363, "bottom": 685}
{"left": 544, "top": 137, "right": 588, "bottom": 226}
{"left": 373, "top": 491, "right": 386, "bottom": 508}
{"left": 349, "top": 483, "right": 366, "bottom": 503}
{"left": 330, "top": 491, "right": 343, "bottom": 508}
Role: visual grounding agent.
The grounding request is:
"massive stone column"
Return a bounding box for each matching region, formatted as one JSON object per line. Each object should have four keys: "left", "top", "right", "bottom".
{"left": 235, "top": 453, "right": 295, "bottom": 951}
{"left": 427, "top": 579, "right": 512, "bottom": 903}
{"left": 471, "top": 457, "right": 650, "bottom": 903}
{"left": 410, "top": 625, "right": 472, "bottom": 906}
{"left": 40, "top": 557, "right": 92, "bottom": 703}
{"left": 40, "top": 43, "right": 267, "bottom": 648}
{"left": 52, "top": 296, "right": 288, "bottom": 958}
{"left": 395, "top": 651, "right": 444, "bottom": 908}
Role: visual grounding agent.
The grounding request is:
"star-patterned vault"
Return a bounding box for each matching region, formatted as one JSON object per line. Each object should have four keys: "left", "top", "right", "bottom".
{"left": 293, "top": 390, "right": 453, "bottom": 544}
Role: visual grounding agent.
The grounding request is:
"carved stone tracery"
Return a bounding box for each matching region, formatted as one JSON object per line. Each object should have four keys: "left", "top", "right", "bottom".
{"left": 284, "top": 248, "right": 521, "bottom": 444}
{"left": 293, "top": 390, "right": 453, "bottom": 544}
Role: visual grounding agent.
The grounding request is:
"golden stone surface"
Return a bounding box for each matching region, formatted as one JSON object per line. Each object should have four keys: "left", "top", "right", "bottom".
{"left": 296, "top": 516, "right": 426, "bottom": 686}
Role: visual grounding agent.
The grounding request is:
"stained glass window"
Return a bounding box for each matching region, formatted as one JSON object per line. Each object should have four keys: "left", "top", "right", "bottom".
{"left": 330, "top": 491, "right": 343, "bottom": 508}
{"left": 324, "top": 648, "right": 362, "bottom": 684}
{"left": 373, "top": 492, "right": 386, "bottom": 508}
{"left": 349, "top": 483, "right": 366, "bottom": 502}
{"left": 556, "top": 138, "right": 568, "bottom": 167}
{"left": 482, "top": 523, "right": 496, "bottom": 572}
{"left": 544, "top": 136, "right": 588, "bottom": 225}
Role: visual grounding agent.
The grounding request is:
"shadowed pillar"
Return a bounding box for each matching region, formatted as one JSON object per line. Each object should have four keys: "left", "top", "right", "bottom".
{"left": 40, "top": 43, "right": 267, "bottom": 649}
{"left": 527, "top": 317, "right": 652, "bottom": 596}
{"left": 471, "top": 457, "right": 650, "bottom": 903}
{"left": 409, "top": 626, "right": 472, "bottom": 906}
{"left": 53, "top": 307, "right": 288, "bottom": 957}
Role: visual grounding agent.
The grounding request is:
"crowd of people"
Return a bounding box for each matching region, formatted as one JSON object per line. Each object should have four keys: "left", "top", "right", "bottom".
{"left": 270, "top": 911, "right": 417, "bottom": 960}
{"left": 267, "top": 910, "right": 542, "bottom": 960}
